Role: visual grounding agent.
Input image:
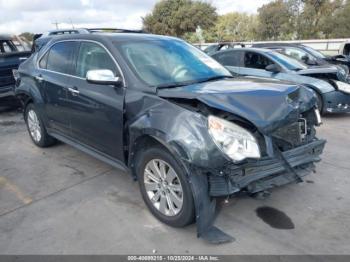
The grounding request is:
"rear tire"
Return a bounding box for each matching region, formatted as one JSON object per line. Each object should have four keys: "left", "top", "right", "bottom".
{"left": 136, "top": 145, "right": 195, "bottom": 227}
{"left": 25, "top": 103, "right": 56, "bottom": 147}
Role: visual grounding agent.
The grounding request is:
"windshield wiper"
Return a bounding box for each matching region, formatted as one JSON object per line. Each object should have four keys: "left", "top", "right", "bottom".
{"left": 155, "top": 75, "right": 233, "bottom": 89}
{"left": 197, "top": 75, "right": 233, "bottom": 83}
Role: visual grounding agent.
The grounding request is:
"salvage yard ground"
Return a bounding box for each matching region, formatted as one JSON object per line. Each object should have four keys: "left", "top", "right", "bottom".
{"left": 0, "top": 105, "right": 349, "bottom": 254}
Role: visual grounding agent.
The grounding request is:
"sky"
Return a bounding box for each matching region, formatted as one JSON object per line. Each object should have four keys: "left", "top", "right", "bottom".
{"left": 0, "top": 0, "right": 272, "bottom": 34}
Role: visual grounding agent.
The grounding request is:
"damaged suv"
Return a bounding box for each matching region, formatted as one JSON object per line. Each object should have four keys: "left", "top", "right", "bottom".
{"left": 15, "top": 33, "right": 326, "bottom": 243}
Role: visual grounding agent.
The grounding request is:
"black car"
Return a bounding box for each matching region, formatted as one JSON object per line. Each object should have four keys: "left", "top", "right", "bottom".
{"left": 0, "top": 34, "right": 31, "bottom": 105}
{"left": 15, "top": 33, "right": 325, "bottom": 243}
{"left": 252, "top": 43, "right": 350, "bottom": 76}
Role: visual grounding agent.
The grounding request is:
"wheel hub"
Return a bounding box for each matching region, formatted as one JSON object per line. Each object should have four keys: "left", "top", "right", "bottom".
{"left": 144, "top": 159, "right": 183, "bottom": 217}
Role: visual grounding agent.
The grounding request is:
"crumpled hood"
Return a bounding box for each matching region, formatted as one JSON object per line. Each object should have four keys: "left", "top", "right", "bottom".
{"left": 297, "top": 65, "right": 348, "bottom": 82}
{"left": 158, "top": 77, "right": 317, "bottom": 134}
{"left": 297, "top": 65, "right": 339, "bottom": 75}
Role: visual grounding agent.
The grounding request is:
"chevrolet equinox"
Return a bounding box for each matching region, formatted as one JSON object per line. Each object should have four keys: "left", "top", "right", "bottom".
{"left": 15, "top": 33, "right": 326, "bottom": 243}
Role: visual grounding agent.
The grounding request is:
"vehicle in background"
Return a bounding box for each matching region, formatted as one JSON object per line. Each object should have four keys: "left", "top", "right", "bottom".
{"left": 252, "top": 43, "right": 350, "bottom": 77}
{"left": 197, "top": 38, "right": 350, "bottom": 56}
{"left": 203, "top": 42, "right": 246, "bottom": 55}
{"left": 15, "top": 33, "right": 325, "bottom": 243}
{"left": 339, "top": 41, "right": 350, "bottom": 56}
{"left": 0, "top": 34, "right": 31, "bottom": 105}
{"left": 211, "top": 48, "right": 350, "bottom": 114}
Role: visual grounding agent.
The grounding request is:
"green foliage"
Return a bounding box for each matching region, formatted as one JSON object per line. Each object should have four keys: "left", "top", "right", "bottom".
{"left": 142, "top": 0, "right": 217, "bottom": 37}
{"left": 215, "top": 12, "right": 258, "bottom": 42}
{"left": 19, "top": 32, "right": 34, "bottom": 42}
{"left": 141, "top": 0, "right": 350, "bottom": 42}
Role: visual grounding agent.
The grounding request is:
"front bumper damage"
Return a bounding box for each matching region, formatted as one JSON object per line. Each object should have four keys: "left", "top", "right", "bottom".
{"left": 190, "top": 139, "right": 326, "bottom": 244}
{"left": 209, "top": 139, "right": 326, "bottom": 197}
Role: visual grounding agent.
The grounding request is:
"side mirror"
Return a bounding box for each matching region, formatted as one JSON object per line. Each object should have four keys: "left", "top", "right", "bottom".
{"left": 265, "top": 64, "right": 280, "bottom": 73}
{"left": 301, "top": 55, "right": 309, "bottom": 63}
{"left": 86, "top": 69, "right": 123, "bottom": 86}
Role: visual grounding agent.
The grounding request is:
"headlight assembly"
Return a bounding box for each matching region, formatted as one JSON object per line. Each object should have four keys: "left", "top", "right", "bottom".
{"left": 335, "top": 80, "right": 350, "bottom": 94}
{"left": 208, "top": 115, "right": 261, "bottom": 162}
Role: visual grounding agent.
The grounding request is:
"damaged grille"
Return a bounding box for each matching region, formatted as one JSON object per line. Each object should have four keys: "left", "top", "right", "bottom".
{"left": 272, "top": 109, "right": 317, "bottom": 152}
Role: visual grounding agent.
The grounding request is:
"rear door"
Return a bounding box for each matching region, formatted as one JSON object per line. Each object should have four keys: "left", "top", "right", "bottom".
{"left": 37, "top": 41, "right": 78, "bottom": 135}
{"left": 65, "top": 41, "right": 126, "bottom": 161}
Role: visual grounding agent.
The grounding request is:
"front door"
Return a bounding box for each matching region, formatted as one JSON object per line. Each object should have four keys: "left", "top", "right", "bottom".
{"left": 65, "top": 41, "right": 125, "bottom": 161}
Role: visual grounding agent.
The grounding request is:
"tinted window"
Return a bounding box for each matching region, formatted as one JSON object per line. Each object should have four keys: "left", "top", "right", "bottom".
{"left": 244, "top": 52, "right": 273, "bottom": 69}
{"left": 75, "top": 42, "right": 117, "bottom": 78}
{"left": 46, "top": 42, "right": 75, "bottom": 74}
{"left": 213, "top": 51, "right": 242, "bottom": 67}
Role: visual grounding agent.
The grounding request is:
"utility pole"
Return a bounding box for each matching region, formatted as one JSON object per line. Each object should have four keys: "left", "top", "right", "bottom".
{"left": 69, "top": 18, "right": 75, "bottom": 29}
{"left": 52, "top": 21, "right": 60, "bottom": 30}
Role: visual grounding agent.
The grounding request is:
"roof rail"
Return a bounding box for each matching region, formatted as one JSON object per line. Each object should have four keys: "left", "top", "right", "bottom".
{"left": 87, "top": 28, "right": 145, "bottom": 34}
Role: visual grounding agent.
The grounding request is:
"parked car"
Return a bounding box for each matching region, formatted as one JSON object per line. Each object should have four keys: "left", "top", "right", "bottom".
{"left": 212, "top": 48, "right": 350, "bottom": 114}
{"left": 252, "top": 43, "right": 350, "bottom": 76}
{"left": 15, "top": 33, "right": 325, "bottom": 243}
{"left": 203, "top": 42, "right": 246, "bottom": 56}
{"left": 0, "top": 34, "right": 31, "bottom": 105}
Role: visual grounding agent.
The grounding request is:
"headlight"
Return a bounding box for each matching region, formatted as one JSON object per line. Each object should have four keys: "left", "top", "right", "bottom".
{"left": 208, "top": 115, "right": 261, "bottom": 162}
{"left": 335, "top": 81, "right": 350, "bottom": 94}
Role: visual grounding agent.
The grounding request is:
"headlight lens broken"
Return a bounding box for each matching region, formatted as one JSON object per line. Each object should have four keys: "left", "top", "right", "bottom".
{"left": 208, "top": 115, "right": 261, "bottom": 162}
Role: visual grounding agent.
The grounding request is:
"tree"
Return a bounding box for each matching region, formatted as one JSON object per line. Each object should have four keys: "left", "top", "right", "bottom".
{"left": 142, "top": 0, "right": 218, "bottom": 37}
{"left": 19, "top": 32, "right": 34, "bottom": 42}
{"left": 297, "top": 0, "right": 342, "bottom": 39}
{"left": 214, "top": 12, "right": 259, "bottom": 42}
{"left": 323, "top": 0, "right": 350, "bottom": 38}
{"left": 256, "top": 0, "right": 292, "bottom": 40}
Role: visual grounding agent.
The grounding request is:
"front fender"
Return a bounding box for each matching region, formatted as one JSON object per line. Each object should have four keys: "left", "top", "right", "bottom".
{"left": 126, "top": 94, "right": 228, "bottom": 169}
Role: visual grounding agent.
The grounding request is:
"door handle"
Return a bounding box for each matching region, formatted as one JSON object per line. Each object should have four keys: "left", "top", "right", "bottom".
{"left": 68, "top": 87, "right": 80, "bottom": 96}
{"left": 35, "top": 75, "right": 44, "bottom": 82}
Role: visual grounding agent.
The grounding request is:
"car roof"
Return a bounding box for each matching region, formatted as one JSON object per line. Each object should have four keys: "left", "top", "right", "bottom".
{"left": 46, "top": 32, "right": 180, "bottom": 43}
{"left": 213, "top": 47, "right": 274, "bottom": 55}
{"left": 253, "top": 43, "right": 303, "bottom": 48}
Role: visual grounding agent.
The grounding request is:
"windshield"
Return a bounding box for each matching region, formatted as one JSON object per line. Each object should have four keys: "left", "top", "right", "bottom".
{"left": 267, "top": 51, "right": 308, "bottom": 71}
{"left": 116, "top": 40, "right": 231, "bottom": 87}
{"left": 303, "top": 46, "right": 326, "bottom": 59}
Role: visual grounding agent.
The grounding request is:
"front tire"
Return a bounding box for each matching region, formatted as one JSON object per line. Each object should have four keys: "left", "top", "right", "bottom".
{"left": 136, "top": 146, "right": 195, "bottom": 227}
{"left": 25, "top": 103, "right": 56, "bottom": 147}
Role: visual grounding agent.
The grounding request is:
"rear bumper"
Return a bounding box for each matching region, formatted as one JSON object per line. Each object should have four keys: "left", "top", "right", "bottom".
{"left": 323, "top": 90, "right": 350, "bottom": 113}
{"left": 208, "top": 139, "right": 326, "bottom": 196}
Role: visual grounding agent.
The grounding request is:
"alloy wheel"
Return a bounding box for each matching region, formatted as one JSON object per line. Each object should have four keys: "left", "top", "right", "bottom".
{"left": 143, "top": 159, "right": 184, "bottom": 217}
{"left": 27, "top": 110, "right": 42, "bottom": 142}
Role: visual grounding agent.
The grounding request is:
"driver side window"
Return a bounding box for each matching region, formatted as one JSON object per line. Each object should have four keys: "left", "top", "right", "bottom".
{"left": 75, "top": 42, "right": 118, "bottom": 78}
{"left": 244, "top": 52, "right": 273, "bottom": 70}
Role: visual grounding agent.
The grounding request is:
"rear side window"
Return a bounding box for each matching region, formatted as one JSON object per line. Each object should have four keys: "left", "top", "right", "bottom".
{"left": 75, "top": 42, "right": 118, "bottom": 78}
{"left": 0, "top": 40, "right": 17, "bottom": 53}
{"left": 244, "top": 52, "right": 273, "bottom": 69}
{"left": 213, "top": 51, "right": 242, "bottom": 67}
{"left": 46, "top": 42, "right": 76, "bottom": 74}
